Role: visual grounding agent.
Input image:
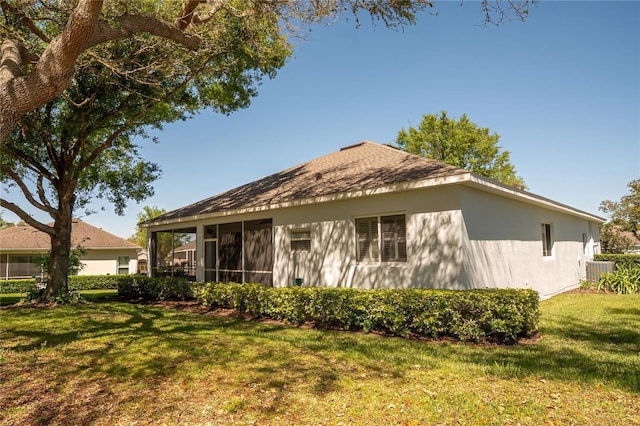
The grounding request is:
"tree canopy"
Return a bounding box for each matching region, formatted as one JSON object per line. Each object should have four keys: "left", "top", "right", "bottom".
{"left": 0, "top": 0, "right": 537, "bottom": 141}
{"left": 129, "top": 206, "right": 167, "bottom": 249}
{"left": 599, "top": 179, "right": 640, "bottom": 253}
{"left": 396, "top": 111, "right": 526, "bottom": 188}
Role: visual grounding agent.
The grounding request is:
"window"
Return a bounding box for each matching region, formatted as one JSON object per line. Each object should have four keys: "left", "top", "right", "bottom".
{"left": 356, "top": 214, "right": 407, "bottom": 262}
{"left": 117, "top": 256, "right": 130, "bottom": 275}
{"left": 541, "top": 223, "right": 553, "bottom": 257}
{"left": 381, "top": 215, "right": 407, "bottom": 262}
{"left": 290, "top": 229, "right": 311, "bottom": 252}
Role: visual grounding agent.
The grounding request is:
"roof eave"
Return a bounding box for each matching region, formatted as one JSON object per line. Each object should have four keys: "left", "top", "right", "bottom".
{"left": 463, "top": 174, "right": 606, "bottom": 223}
{"left": 144, "top": 171, "right": 605, "bottom": 228}
{"left": 142, "top": 172, "right": 472, "bottom": 228}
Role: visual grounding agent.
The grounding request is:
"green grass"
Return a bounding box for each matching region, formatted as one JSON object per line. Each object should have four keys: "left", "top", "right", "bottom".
{"left": 1, "top": 293, "right": 638, "bottom": 425}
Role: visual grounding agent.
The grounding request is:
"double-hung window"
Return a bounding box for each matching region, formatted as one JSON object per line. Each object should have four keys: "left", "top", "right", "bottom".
{"left": 117, "top": 256, "right": 130, "bottom": 275}
{"left": 356, "top": 214, "right": 407, "bottom": 262}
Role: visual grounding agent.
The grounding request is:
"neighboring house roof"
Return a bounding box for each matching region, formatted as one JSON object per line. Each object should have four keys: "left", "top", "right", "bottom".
{"left": 0, "top": 218, "right": 140, "bottom": 251}
{"left": 619, "top": 229, "right": 640, "bottom": 246}
{"left": 173, "top": 240, "right": 196, "bottom": 253}
{"left": 144, "top": 141, "right": 605, "bottom": 227}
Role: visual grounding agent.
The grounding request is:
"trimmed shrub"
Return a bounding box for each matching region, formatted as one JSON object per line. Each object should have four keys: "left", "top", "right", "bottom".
{"left": 594, "top": 254, "right": 640, "bottom": 269}
{"left": 68, "top": 275, "right": 120, "bottom": 290}
{"left": 117, "top": 276, "right": 194, "bottom": 300}
{"left": 196, "top": 283, "right": 540, "bottom": 343}
{"left": 0, "top": 279, "right": 38, "bottom": 294}
{"left": 0, "top": 275, "right": 123, "bottom": 294}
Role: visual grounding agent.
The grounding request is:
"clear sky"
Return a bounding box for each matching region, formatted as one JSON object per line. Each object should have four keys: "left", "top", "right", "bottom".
{"left": 3, "top": 1, "right": 639, "bottom": 238}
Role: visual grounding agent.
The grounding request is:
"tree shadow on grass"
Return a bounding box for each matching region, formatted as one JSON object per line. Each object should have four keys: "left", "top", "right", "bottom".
{"left": 1, "top": 299, "right": 639, "bottom": 425}
{"left": 0, "top": 302, "right": 357, "bottom": 424}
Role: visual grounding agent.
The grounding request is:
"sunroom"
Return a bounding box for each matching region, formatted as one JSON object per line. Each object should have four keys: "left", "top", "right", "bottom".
{"left": 149, "top": 219, "right": 273, "bottom": 286}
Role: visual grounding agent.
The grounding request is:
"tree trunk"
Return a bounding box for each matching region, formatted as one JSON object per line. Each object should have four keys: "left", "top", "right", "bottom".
{"left": 42, "top": 208, "right": 73, "bottom": 301}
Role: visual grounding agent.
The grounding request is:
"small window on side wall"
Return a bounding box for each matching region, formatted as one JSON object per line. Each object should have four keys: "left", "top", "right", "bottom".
{"left": 290, "top": 230, "right": 311, "bottom": 252}
{"left": 117, "top": 256, "right": 130, "bottom": 274}
{"left": 541, "top": 223, "right": 553, "bottom": 257}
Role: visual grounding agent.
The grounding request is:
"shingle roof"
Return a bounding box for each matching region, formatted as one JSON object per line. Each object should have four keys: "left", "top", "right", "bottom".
{"left": 0, "top": 218, "right": 140, "bottom": 251}
{"left": 147, "top": 141, "right": 466, "bottom": 224}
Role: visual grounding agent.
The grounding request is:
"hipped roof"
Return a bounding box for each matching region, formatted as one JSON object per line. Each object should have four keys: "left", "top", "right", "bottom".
{"left": 0, "top": 218, "right": 140, "bottom": 251}
{"left": 144, "top": 141, "right": 604, "bottom": 227}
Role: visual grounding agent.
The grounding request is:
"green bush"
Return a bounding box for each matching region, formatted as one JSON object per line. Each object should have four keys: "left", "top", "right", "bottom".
{"left": 0, "top": 279, "right": 38, "bottom": 294}
{"left": 116, "top": 275, "right": 194, "bottom": 300}
{"left": 594, "top": 254, "right": 640, "bottom": 269}
{"left": 0, "top": 275, "right": 124, "bottom": 294}
{"left": 598, "top": 265, "right": 640, "bottom": 294}
{"left": 196, "top": 283, "right": 540, "bottom": 344}
{"left": 68, "top": 275, "right": 120, "bottom": 290}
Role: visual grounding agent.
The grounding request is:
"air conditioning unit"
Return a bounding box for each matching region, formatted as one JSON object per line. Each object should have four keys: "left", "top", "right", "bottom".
{"left": 585, "top": 261, "right": 616, "bottom": 283}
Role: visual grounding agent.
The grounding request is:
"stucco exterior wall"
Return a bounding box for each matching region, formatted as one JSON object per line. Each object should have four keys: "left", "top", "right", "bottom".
{"left": 272, "top": 186, "right": 467, "bottom": 289}
{"left": 79, "top": 249, "right": 139, "bottom": 276}
{"left": 459, "top": 187, "right": 600, "bottom": 298}
{"left": 146, "top": 182, "right": 601, "bottom": 298}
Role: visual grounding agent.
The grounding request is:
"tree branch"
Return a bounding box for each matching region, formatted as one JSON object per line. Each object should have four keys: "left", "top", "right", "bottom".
{"left": 36, "top": 175, "right": 55, "bottom": 213}
{"left": 0, "top": 40, "right": 22, "bottom": 82}
{"left": 2, "top": 142, "right": 56, "bottom": 182}
{"left": 0, "top": 164, "right": 55, "bottom": 215}
{"left": 0, "top": 197, "right": 52, "bottom": 235}
{"left": 0, "top": 0, "right": 52, "bottom": 42}
{"left": 86, "top": 13, "right": 203, "bottom": 51}
{"left": 1, "top": 0, "right": 103, "bottom": 142}
{"left": 176, "top": 0, "right": 207, "bottom": 29}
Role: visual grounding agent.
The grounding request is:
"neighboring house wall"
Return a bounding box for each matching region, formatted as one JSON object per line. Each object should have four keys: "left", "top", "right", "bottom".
{"left": 79, "top": 249, "right": 139, "bottom": 276}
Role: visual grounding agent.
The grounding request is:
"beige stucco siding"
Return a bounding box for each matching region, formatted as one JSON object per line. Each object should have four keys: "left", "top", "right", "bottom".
{"left": 272, "top": 186, "right": 466, "bottom": 289}
{"left": 79, "top": 249, "right": 139, "bottom": 276}
{"left": 147, "top": 181, "right": 600, "bottom": 298}
{"left": 459, "top": 187, "right": 600, "bottom": 298}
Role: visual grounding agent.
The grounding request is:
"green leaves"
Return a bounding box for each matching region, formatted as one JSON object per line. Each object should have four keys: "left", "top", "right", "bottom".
{"left": 396, "top": 111, "right": 526, "bottom": 188}
{"left": 599, "top": 179, "right": 640, "bottom": 253}
{"left": 195, "top": 283, "right": 540, "bottom": 344}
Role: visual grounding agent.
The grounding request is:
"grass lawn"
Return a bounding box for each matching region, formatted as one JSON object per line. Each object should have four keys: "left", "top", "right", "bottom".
{"left": 0, "top": 293, "right": 638, "bottom": 425}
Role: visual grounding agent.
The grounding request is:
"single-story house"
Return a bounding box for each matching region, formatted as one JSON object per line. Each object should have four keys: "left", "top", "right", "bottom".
{"left": 0, "top": 218, "right": 140, "bottom": 279}
{"left": 142, "top": 141, "right": 604, "bottom": 299}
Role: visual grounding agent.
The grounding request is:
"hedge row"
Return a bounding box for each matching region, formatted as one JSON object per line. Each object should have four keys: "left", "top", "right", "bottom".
{"left": 594, "top": 254, "right": 640, "bottom": 268}
{"left": 194, "top": 283, "right": 540, "bottom": 344}
{"left": 116, "top": 275, "right": 194, "bottom": 301}
{"left": 0, "top": 275, "right": 121, "bottom": 294}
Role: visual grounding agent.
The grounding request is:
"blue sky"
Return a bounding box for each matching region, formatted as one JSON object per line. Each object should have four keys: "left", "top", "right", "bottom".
{"left": 3, "top": 1, "right": 639, "bottom": 238}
